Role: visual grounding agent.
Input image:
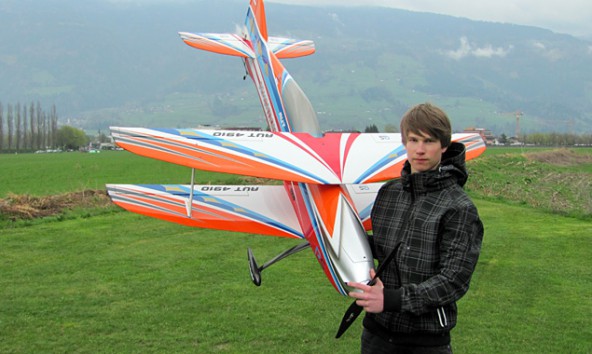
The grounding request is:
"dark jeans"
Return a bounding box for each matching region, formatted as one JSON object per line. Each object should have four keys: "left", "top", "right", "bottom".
{"left": 361, "top": 329, "right": 453, "bottom": 354}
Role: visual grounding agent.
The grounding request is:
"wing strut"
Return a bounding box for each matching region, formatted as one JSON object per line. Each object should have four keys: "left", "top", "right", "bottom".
{"left": 185, "top": 168, "right": 196, "bottom": 217}
{"left": 248, "top": 242, "right": 310, "bottom": 286}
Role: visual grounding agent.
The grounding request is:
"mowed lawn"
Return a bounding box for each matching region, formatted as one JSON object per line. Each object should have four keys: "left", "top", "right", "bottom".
{"left": 1, "top": 151, "right": 591, "bottom": 353}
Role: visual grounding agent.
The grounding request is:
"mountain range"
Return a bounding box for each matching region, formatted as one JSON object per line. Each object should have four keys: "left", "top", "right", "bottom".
{"left": 1, "top": 0, "right": 591, "bottom": 135}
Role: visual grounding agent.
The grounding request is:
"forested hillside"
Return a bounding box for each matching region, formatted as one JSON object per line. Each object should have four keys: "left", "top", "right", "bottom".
{"left": 1, "top": 0, "right": 591, "bottom": 135}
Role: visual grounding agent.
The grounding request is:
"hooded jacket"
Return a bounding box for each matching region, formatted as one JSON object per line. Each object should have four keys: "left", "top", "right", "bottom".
{"left": 364, "top": 142, "right": 483, "bottom": 339}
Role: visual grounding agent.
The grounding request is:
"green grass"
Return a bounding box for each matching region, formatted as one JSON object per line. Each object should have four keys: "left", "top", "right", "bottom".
{"left": 465, "top": 147, "right": 592, "bottom": 219}
{"left": 457, "top": 201, "right": 591, "bottom": 353}
{"left": 0, "top": 212, "right": 352, "bottom": 353}
{"left": 1, "top": 148, "right": 591, "bottom": 353}
{"left": 0, "top": 151, "right": 242, "bottom": 198}
{"left": 1, "top": 200, "right": 590, "bottom": 353}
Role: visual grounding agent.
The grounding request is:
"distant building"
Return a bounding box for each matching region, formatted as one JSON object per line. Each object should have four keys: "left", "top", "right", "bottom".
{"left": 222, "top": 126, "right": 263, "bottom": 131}
{"left": 463, "top": 127, "right": 495, "bottom": 145}
{"left": 100, "top": 143, "right": 116, "bottom": 150}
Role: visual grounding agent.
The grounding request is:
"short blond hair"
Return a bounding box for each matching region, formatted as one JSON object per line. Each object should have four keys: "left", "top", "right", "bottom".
{"left": 400, "top": 103, "right": 452, "bottom": 148}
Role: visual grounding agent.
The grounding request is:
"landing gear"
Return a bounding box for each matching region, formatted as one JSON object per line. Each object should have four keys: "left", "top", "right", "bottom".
{"left": 247, "top": 242, "right": 310, "bottom": 286}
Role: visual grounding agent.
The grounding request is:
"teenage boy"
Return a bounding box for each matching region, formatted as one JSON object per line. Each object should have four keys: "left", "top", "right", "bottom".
{"left": 348, "top": 103, "right": 484, "bottom": 354}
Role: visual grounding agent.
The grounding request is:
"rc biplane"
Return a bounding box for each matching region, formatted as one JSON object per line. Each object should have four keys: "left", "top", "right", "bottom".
{"left": 107, "top": 0, "right": 486, "bottom": 296}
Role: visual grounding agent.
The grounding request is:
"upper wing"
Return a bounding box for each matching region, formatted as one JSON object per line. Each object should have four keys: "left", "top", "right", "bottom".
{"left": 111, "top": 128, "right": 486, "bottom": 185}
{"left": 179, "top": 32, "right": 255, "bottom": 58}
{"left": 107, "top": 183, "right": 303, "bottom": 239}
{"left": 110, "top": 128, "right": 407, "bottom": 184}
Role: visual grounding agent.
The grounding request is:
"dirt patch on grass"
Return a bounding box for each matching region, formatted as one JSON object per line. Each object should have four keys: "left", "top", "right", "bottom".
{"left": 525, "top": 149, "right": 592, "bottom": 166}
{"left": 0, "top": 190, "right": 112, "bottom": 221}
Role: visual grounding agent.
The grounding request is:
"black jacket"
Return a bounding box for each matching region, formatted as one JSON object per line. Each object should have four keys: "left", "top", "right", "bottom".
{"left": 365, "top": 142, "right": 484, "bottom": 336}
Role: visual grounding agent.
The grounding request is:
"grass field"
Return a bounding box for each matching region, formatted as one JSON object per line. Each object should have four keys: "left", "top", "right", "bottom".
{"left": 1, "top": 148, "right": 591, "bottom": 353}
{"left": 466, "top": 147, "right": 592, "bottom": 219}
{"left": 0, "top": 151, "right": 244, "bottom": 198}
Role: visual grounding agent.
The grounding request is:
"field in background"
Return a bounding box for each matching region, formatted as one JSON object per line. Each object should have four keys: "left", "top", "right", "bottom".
{"left": 0, "top": 151, "right": 243, "bottom": 198}
{"left": 2, "top": 147, "right": 590, "bottom": 220}
{"left": 466, "top": 147, "right": 592, "bottom": 219}
{"left": 1, "top": 147, "right": 591, "bottom": 353}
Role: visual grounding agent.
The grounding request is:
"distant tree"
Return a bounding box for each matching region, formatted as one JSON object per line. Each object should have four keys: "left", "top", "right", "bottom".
{"left": 36, "top": 102, "right": 42, "bottom": 149}
{"left": 364, "top": 124, "right": 379, "bottom": 133}
{"left": 22, "top": 104, "right": 28, "bottom": 151}
{"left": 7, "top": 104, "right": 13, "bottom": 150}
{"left": 97, "top": 131, "right": 110, "bottom": 143}
{"left": 50, "top": 104, "right": 58, "bottom": 149}
{"left": 57, "top": 125, "right": 89, "bottom": 150}
{"left": 0, "top": 101, "right": 59, "bottom": 153}
{"left": 383, "top": 123, "right": 398, "bottom": 133}
{"left": 0, "top": 102, "right": 3, "bottom": 152}
{"left": 524, "top": 132, "right": 590, "bottom": 147}
{"left": 15, "top": 103, "right": 21, "bottom": 152}
{"left": 499, "top": 133, "right": 508, "bottom": 145}
{"left": 29, "top": 102, "right": 36, "bottom": 150}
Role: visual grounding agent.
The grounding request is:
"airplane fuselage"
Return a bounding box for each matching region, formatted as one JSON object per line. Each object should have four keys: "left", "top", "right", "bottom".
{"left": 240, "top": 1, "right": 373, "bottom": 294}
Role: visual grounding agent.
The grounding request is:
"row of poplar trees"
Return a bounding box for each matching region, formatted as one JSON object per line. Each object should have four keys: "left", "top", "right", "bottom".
{"left": 0, "top": 101, "right": 59, "bottom": 153}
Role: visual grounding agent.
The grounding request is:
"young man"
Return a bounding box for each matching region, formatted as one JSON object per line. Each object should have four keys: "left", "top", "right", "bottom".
{"left": 348, "top": 103, "right": 484, "bottom": 353}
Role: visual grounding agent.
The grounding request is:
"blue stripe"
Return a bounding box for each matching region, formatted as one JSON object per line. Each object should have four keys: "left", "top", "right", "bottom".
{"left": 140, "top": 184, "right": 303, "bottom": 238}
{"left": 152, "top": 128, "right": 333, "bottom": 184}
{"left": 354, "top": 145, "right": 407, "bottom": 184}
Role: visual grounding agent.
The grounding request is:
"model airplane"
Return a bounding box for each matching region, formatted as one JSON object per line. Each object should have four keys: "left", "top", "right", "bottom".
{"left": 107, "top": 0, "right": 486, "bottom": 296}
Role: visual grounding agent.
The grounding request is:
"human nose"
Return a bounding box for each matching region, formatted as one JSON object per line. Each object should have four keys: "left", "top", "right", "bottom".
{"left": 415, "top": 141, "right": 426, "bottom": 153}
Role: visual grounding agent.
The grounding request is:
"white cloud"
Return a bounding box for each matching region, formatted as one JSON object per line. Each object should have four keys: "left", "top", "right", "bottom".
{"left": 329, "top": 13, "right": 345, "bottom": 27}
{"left": 445, "top": 37, "right": 512, "bottom": 60}
{"left": 472, "top": 45, "right": 513, "bottom": 58}
{"left": 533, "top": 41, "right": 546, "bottom": 50}
{"left": 531, "top": 41, "right": 566, "bottom": 61}
{"left": 446, "top": 37, "right": 471, "bottom": 60}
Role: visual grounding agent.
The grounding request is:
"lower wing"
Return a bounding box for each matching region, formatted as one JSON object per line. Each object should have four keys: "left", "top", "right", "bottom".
{"left": 106, "top": 182, "right": 382, "bottom": 237}
{"left": 106, "top": 184, "right": 304, "bottom": 239}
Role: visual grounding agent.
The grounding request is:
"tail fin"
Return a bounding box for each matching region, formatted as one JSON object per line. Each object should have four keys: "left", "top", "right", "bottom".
{"left": 249, "top": 0, "right": 268, "bottom": 41}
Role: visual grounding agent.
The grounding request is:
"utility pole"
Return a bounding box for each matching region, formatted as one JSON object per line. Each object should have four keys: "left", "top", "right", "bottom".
{"left": 514, "top": 111, "right": 523, "bottom": 140}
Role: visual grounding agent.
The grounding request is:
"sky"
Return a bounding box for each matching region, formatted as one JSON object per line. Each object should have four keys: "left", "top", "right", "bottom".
{"left": 269, "top": 0, "right": 592, "bottom": 40}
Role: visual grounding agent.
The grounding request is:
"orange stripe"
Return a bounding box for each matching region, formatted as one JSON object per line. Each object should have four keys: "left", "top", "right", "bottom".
{"left": 117, "top": 140, "right": 324, "bottom": 184}
{"left": 308, "top": 185, "right": 342, "bottom": 236}
{"left": 363, "top": 161, "right": 406, "bottom": 183}
{"left": 465, "top": 146, "right": 486, "bottom": 161}
{"left": 183, "top": 40, "right": 248, "bottom": 57}
{"left": 112, "top": 199, "right": 300, "bottom": 239}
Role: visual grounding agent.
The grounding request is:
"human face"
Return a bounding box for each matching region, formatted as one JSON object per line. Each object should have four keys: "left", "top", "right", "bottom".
{"left": 404, "top": 131, "right": 448, "bottom": 173}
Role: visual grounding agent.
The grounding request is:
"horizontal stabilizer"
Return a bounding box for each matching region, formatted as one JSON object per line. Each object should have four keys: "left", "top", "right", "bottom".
{"left": 107, "top": 183, "right": 304, "bottom": 239}
{"left": 179, "top": 32, "right": 255, "bottom": 58}
{"left": 268, "top": 37, "right": 315, "bottom": 58}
